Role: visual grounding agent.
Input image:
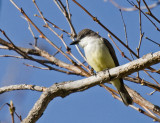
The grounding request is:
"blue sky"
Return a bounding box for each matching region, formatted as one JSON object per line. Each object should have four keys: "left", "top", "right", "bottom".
{"left": 0, "top": 0, "right": 160, "bottom": 123}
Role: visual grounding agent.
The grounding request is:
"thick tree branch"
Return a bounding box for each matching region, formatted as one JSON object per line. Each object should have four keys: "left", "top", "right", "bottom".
{"left": 22, "top": 51, "right": 160, "bottom": 123}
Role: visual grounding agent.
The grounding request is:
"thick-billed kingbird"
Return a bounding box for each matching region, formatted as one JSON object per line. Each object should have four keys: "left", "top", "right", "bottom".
{"left": 70, "top": 29, "right": 133, "bottom": 106}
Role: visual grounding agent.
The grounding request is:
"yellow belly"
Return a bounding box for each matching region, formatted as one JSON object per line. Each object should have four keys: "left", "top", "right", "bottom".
{"left": 84, "top": 43, "right": 116, "bottom": 72}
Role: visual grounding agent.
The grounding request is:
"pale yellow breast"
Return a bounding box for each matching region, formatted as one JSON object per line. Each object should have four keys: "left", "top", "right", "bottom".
{"left": 84, "top": 41, "right": 116, "bottom": 72}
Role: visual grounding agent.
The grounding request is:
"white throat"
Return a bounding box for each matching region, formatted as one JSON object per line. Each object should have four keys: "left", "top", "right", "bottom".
{"left": 79, "top": 36, "right": 103, "bottom": 48}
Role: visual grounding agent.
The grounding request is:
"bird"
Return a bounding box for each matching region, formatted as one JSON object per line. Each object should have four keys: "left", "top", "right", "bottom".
{"left": 70, "top": 29, "right": 133, "bottom": 106}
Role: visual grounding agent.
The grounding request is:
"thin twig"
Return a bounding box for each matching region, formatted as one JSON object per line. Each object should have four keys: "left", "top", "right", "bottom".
{"left": 145, "top": 37, "right": 160, "bottom": 47}
{"left": 108, "top": 34, "right": 132, "bottom": 61}
{"left": 144, "top": 71, "right": 160, "bottom": 86}
{"left": 119, "top": 9, "right": 134, "bottom": 60}
{"left": 108, "top": 0, "right": 160, "bottom": 11}
{"left": 34, "top": 14, "right": 71, "bottom": 36}
{"left": 0, "top": 45, "right": 9, "bottom": 49}
{"left": 128, "top": 1, "right": 160, "bottom": 31}
{"left": 66, "top": 0, "right": 71, "bottom": 20}
{"left": 124, "top": 76, "right": 160, "bottom": 92}
{"left": 147, "top": 90, "right": 156, "bottom": 96}
{"left": 0, "top": 55, "right": 24, "bottom": 59}
{"left": 129, "top": 105, "right": 160, "bottom": 122}
{"left": 142, "top": 0, "right": 160, "bottom": 24}
{"left": 24, "top": 63, "right": 51, "bottom": 70}
{"left": 21, "top": 16, "right": 38, "bottom": 46}
{"left": 137, "top": 0, "right": 144, "bottom": 57}
{"left": 53, "top": 0, "right": 76, "bottom": 37}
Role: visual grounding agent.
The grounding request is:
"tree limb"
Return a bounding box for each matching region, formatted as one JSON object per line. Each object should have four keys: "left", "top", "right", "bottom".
{"left": 22, "top": 51, "right": 160, "bottom": 123}
{"left": 0, "top": 38, "right": 89, "bottom": 76}
{"left": 0, "top": 84, "right": 46, "bottom": 94}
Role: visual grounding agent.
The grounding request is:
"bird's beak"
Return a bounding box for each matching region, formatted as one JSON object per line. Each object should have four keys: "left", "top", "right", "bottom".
{"left": 70, "top": 40, "right": 80, "bottom": 45}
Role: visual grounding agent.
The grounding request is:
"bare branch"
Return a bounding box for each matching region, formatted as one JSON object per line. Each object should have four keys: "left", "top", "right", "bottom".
{"left": 53, "top": 0, "right": 76, "bottom": 37}
{"left": 124, "top": 77, "right": 160, "bottom": 92}
{"left": 0, "top": 55, "right": 24, "bottom": 59}
{"left": 22, "top": 51, "right": 160, "bottom": 122}
{"left": 34, "top": 47, "right": 90, "bottom": 76}
{"left": 0, "top": 84, "right": 46, "bottom": 94}
{"left": 0, "top": 38, "right": 90, "bottom": 76}
{"left": 108, "top": 0, "right": 160, "bottom": 11}
{"left": 128, "top": 1, "right": 160, "bottom": 31}
{"left": 130, "top": 105, "right": 160, "bottom": 122}
{"left": 145, "top": 37, "right": 160, "bottom": 47}
{"left": 142, "top": 0, "right": 160, "bottom": 24}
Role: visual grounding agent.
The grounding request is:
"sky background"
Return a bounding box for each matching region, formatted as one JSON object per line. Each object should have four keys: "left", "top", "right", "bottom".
{"left": 0, "top": 0, "right": 160, "bottom": 123}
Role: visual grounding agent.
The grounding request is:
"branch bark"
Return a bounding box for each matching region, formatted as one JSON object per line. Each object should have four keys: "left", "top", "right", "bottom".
{"left": 22, "top": 51, "right": 160, "bottom": 123}
{"left": 0, "top": 84, "right": 46, "bottom": 94}
{"left": 0, "top": 38, "right": 89, "bottom": 76}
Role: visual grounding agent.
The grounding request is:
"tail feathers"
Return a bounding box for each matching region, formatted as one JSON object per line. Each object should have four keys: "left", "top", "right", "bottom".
{"left": 118, "top": 85, "right": 133, "bottom": 106}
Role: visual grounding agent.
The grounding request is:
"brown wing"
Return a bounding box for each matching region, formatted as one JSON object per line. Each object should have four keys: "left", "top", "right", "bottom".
{"left": 102, "top": 38, "right": 119, "bottom": 67}
{"left": 103, "top": 38, "right": 133, "bottom": 105}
